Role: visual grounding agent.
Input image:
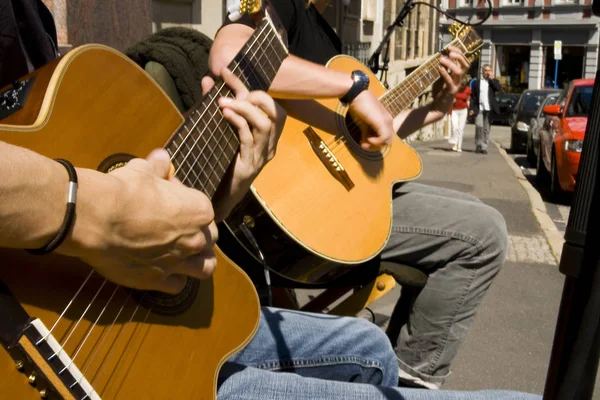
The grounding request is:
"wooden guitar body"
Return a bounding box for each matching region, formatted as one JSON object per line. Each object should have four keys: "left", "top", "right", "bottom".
{"left": 0, "top": 44, "right": 260, "bottom": 399}
{"left": 225, "top": 55, "right": 423, "bottom": 269}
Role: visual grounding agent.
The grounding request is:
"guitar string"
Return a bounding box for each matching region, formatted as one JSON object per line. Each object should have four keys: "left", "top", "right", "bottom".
{"left": 59, "top": 285, "right": 120, "bottom": 375}
{"left": 42, "top": 19, "right": 283, "bottom": 391}
{"left": 328, "top": 51, "right": 446, "bottom": 156}
{"left": 175, "top": 27, "right": 281, "bottom": 190}
{"left": 178, "top": 33, "right": 281, "bottom": 189}
{"left": 168, "top": 21, "right": 271, "bottom": 163}
{"left": 179, "top": 32, "right": 281, "bottom": 188}
{"left": 47, "top": 279, "right": 108, "bottom": 361}
{"left": 37, "top": 270, "right": 95, "bottom": 345}
{"left": 78, "top": 290, "right": 132, "bottom": 382}
{"left": 84, "top": 296, "right": 151, "bottom": 400}
{"left": 173, "top": 24, "right": 274, "bottom": 191}
{"left": 170, "top": 22, "right": 272, "bottom": 180}
{"left": 327, "top": 40, "right": 465, "bottom": 154}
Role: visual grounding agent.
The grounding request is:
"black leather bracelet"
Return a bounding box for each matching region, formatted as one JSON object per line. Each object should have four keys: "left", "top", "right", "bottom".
{"left": 27, "top": 159, "right": 78, "bottom": 255}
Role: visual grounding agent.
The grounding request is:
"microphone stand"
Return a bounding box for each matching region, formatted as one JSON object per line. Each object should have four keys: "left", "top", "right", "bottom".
{"left": 368, "top": 0, "right": 416, "bottom": 89}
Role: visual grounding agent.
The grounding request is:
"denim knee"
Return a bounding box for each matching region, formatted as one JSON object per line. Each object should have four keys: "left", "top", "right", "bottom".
{"left": 352, "top": 318, "right": 398, "bottom": 386}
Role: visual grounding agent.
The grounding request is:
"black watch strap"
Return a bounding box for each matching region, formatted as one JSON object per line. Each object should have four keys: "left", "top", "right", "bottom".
{"left": 340, "top": 70, "right": 370, "bottom": 105}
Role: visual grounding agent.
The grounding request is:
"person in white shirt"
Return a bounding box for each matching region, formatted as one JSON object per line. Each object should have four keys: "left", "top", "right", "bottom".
{"left": 469, "top": 64, "right": 502, "bottom": 154}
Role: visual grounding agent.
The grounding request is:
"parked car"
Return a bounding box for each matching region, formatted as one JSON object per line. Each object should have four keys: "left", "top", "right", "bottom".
{"left": 490, "top": 93, "right": 519, "bottom": 125}
{"left": 526, "top": 91, "right": 561, "bottom": 166}
{"left": 510, "top": 89, "right": 561, "bottom": 153}
{"left": 537, "top": 78, "right": 595, "bottom": 197}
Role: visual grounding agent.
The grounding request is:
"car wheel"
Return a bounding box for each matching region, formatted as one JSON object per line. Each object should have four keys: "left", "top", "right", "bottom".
{"left": 526, "top": 135, "right": 537, "bottom": 166}
{"left": 510, "top": 133, "right": 517, "bottom": 153}
{"left": 536, "top": 143, "right": 550, "bottom": 186}
{"left": 550, "top": 151, "right": 564, "bottom": 200}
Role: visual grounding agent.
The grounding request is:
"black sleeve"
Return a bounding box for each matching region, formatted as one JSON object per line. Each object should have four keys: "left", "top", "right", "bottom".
{"left": 220, "top": 0, "right": 299, "bottom": 37}
{"left": 490, "top": 79, "right": 502, "bottom": 92}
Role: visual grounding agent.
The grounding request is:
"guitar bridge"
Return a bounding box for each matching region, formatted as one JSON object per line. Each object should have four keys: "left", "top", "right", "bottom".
{"left": 7, "top": 318, "right": 100, "bottom": 400}
{"left": 303, "top": 127, "right": 354, "bottom": 191}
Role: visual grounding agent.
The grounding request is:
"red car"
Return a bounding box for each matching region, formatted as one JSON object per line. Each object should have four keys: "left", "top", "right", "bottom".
{"left": 536, "top": 78, "right": 594, "bottom": 197}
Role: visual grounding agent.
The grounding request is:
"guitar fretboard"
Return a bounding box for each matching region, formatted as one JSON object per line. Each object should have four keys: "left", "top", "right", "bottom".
{"left": 379, "top": 39, "right": 461, "bottom": 117}
{"left": 165, "top": 17, "right": 287, "bottom": 199}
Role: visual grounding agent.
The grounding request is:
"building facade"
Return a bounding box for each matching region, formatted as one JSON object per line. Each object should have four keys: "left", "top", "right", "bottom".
{"left": 440, "top": 0, "right": 600, "bottom": 92}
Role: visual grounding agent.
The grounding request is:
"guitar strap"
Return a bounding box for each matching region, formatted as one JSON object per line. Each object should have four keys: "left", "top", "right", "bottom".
{"left": 0, "top": 280, "right": 31, "bottom": 348}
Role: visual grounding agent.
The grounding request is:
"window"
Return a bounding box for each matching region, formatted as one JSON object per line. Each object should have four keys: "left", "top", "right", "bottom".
{"left": 566, "top": 85, "right": 593, "bottom": 117}
{"left": 457, "top": 0, "right": 473, "bottom": 7}
{"left": 502, "top": 0, "right": 524, "bottom": 5}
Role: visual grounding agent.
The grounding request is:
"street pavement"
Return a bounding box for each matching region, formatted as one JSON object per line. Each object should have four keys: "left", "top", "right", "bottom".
{"left": 301, "top": 123, "right": 599, "bottom": 397}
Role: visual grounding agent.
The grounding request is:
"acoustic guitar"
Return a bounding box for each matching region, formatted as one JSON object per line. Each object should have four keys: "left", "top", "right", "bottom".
{"left": 0, "top": 1, "right": 286, "bottom": 399}
{"left": 223, "top": 23, "right": 483, "bottom": 285}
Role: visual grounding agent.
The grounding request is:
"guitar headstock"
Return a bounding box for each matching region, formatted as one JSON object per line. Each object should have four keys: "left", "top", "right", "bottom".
{"left": 448, "top": 22, "right": 484, "bottom": 64}
{"left": 226, "top": 0, "right": 288, "bottom": 47}
{"left": 227, "top": 0, "right": 263, "bottom": 21}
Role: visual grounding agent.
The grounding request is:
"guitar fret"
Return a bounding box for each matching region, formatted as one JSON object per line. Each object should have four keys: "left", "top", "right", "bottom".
{"left": 380, "top": 53, "right": 443, "bottom": 116}
{"left": 165, "top": 16, "right": 288, "bottom": 199}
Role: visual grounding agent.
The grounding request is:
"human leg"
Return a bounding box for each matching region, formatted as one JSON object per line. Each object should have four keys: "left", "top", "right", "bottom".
{"left": 456, "top": 109, "right": 467, "bottom": 151}
{"left": 218, "top": 363, "right": 541, "bottom": 400}
{"left": 224, "top": 307, "right": 398, "bottom": 385}
{"left": 481, "top": 111, "right": 491, "bottom": 151}
{"left": 381, "top": 182, "right": 508, "bottom": 388}
{"left": 474, "top": 112, "right": 484, "bottom": 151}
{"left": 450, "top": 111, "right": 459, "bottom": 150}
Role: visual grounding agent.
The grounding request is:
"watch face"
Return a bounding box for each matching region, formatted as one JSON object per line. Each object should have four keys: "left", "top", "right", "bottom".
{"left": 352, "top": 70, "right": 369, "bottom": 87}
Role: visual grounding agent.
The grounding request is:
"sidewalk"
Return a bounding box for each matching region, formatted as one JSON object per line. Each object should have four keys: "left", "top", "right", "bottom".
{"left": 366, "top": 124, "right": 584, "bottom": 395}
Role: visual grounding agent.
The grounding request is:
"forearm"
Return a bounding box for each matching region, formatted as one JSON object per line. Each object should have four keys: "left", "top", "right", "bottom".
{"left": 0, "top": 141, "right": 113, "bottom": 254}
{"left": 268, "top": 55, "right": 353, "bottom": 99}
{"left": 210, "top": 25, "right": 353, "bottom": 100}
{"left": 393, "top": 103, "right": 444, "bottom": 139}
{"left": 393, "top": 91, "right": 454, "bottom": 139}
{"left": 211, "top": 167, "right": 249, "bottom": 223}
{"left": 0, "top": 142, "right": 75, "bottom": 249}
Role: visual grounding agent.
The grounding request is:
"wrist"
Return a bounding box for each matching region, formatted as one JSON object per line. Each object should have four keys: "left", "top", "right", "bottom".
{"left": 56, "top": 169, "right": 116, "bottom": 257}
{"left": 340, "top": 70, "right": 370, "bottom": 105}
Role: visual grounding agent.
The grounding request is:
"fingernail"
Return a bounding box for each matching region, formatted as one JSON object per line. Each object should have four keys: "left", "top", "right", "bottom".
{"left": 223, "top": 67, "right": 233, "bottom": 75}
{"left": 218, "top": 97, "right": 233, "bottom": 106}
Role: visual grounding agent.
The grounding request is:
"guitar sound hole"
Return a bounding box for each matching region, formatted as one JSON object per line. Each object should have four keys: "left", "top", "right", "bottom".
{"left": 132, "top": 277, "right": 200, "bottom": 316}
{"left": 344, "top": 112, "right": 385, "bottom": 160}
{"left": 345, "top": 112, "right": 364, "bottom": 145}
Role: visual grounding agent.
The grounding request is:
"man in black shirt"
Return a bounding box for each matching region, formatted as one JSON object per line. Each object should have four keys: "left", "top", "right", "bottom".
{"left": 211, "top": 0, "right": 509, "bottom": 391}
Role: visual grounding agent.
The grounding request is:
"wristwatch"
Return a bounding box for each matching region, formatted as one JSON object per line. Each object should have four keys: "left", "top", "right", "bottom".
{"left": 340, "top": 70, "right": 370, "bottom": 105}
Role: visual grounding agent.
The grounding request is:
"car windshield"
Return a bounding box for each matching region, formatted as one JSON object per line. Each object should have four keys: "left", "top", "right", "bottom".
{"left": 520, "top": 92, "right": 550, "bottom": 112}
{"left": 566, "top": 85, "right": 594, "bottom": 117}
{"left": 537, "top": 95, "right": 559, "bottom": 117}
{"left": 497, "top": 94, "right": 516, "bottom": 104}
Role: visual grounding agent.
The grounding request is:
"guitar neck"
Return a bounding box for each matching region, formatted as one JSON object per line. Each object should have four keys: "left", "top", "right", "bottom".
{"left": 379, "top": 39, "right": 461, "bottom": 117}
{"left": 164, "top": 16, "right": 288, "bottom": 199}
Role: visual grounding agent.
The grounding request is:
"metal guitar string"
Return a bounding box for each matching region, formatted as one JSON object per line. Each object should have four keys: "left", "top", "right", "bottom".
{"left": 30, "top": 13, "right": 287, "bottom": 395}
{"left": 59, "top": 285, "right": 120, "bottom": 375}
{"left": 178, "top": 32, "right": 280, "bottom": 189}
{"left": 171, "top": 22, "right": 271, "bottom": 179}
{"left": 78, "top": 291, "right": 132, "bottom": 382}
{"left": 83, "top": 296, "right": 151, "bottom": 399}
{"left": 327, "top": 37, "right": 468, "bottom": 157}
{"left": 37, "top": 270, "right": 95, "bottom": 345}
{"left": 47, "top": 279, "right": 108, "bottom": 361}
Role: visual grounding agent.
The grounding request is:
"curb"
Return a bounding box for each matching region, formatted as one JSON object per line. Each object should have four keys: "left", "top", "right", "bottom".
{"left": 492, "top": 141, "right": 563, "bottom": 265}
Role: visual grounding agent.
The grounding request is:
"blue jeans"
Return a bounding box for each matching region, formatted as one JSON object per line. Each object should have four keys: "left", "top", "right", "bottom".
{"left": 217, "top": 308, "right": 540, "bottom": 399}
